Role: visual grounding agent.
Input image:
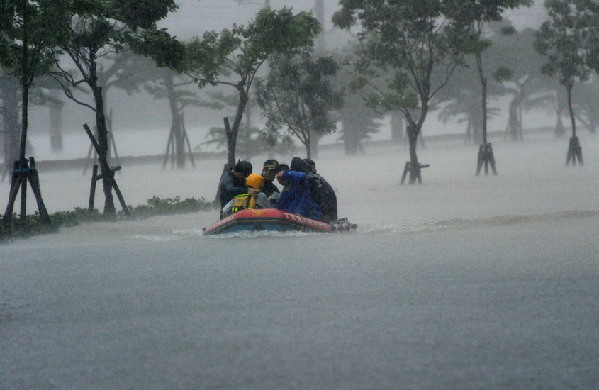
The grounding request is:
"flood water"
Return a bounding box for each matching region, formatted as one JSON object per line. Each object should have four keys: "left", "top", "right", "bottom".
{"left": 1, "top": 135, "right": 599, "bottom": 389}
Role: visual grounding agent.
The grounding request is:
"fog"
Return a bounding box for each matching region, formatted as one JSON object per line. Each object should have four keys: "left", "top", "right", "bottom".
{"left": 2, "top": 1, "right": 599, "bottom": 388}
{"left": 22, "top": 0, "right": 548, "bottom": 143}
{"left": 1, "top": 132, "right": 599, "bottom": 388}
{"left": 26, "top": 0, "right": 353, "bottom": 139}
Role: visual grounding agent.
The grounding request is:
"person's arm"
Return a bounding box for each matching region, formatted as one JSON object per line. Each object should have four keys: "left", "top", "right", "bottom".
{"left": 221, "top": 173, "right": 247, "bottom": 196}
{"left": 282, "top": 170, "right": 306, "bottom": 183}
{"left": 255, "top": 192, "right": 272, "bottom": 208}
{"left": 222, "top": 198, "right": 235, "bottom": 214}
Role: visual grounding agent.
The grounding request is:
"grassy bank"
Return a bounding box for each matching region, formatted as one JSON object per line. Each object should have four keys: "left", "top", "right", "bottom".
{"left": 0, "top": 196, "right": 218, "bottom": 241}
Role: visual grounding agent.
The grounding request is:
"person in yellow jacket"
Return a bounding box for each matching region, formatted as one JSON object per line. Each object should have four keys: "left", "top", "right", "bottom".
{"left": 221, "top": 173, "right": 272, "bottom": 217}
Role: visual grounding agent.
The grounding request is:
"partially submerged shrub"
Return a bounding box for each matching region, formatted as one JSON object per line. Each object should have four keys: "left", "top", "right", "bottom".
{"left": 129, "top": 196, "right": 216, "bottom": 217}
{"left": 0, "top": 196, "right": 218, "bottom": 241}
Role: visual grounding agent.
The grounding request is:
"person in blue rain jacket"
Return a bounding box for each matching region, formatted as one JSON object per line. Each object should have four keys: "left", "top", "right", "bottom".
{"left": 275, "top": 169, "right": 322, "bottom": 220}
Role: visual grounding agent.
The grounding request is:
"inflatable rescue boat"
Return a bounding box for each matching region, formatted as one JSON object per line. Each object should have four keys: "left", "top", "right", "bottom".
{"left": 202, "top": 208, "right": 356, "bottom": 235}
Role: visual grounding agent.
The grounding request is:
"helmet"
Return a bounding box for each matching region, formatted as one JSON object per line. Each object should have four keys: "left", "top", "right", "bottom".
{"left": 303, "top": 158, "right": 316, "bottom": 173}
{"left": 290, "top": 157, "right": 308, "bottom": 173}
{"left": 234, "top": 160, "right": 253, "bottom": 177}
{"left": 245, "top": 173, "right": 264, "bottom": 190}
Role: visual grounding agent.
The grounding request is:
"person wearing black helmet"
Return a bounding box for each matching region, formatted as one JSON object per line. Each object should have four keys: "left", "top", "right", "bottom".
{"left": 218, "top": 160, "right": 252, "bottom": 218}
{"left": 303, "top": 158, "right": 316, "bottom": 174}
{"left": 275, "top": 165, "right": 322, "bottom": 220}
{"left": 290, "top": 157, "right": 338, "bottom": 222}
{"left": 261, "top": 159, "right": 281, "bottom": 206}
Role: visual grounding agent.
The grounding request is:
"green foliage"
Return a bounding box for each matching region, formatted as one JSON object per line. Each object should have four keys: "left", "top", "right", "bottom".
{"left": 115, "top": 0, "right": 178, "bottom": 30}
{"left": 534, "top": 0, "right": 599, "bottom": 138}
{"left": 333, "top": 0, "right": 468, "bottom": 133}
{"left": 445, "top": 0, "right": 533, "bottom": 27}
{"left": 1, "top": 207, "right": 102, "bottom": 240}
{"left": 534, "top": 0, "right": 598, "bottom": 87}
{"left": 202, "top": 124, "right": 293, "bottom": 160}
{"left": 332, "top": 45, "right": 383, "bottom": 154}
{"left": 186, "top": 8, "right": 321, "bottom": 88}
{"left": 128, "top": 27, "right": 186, "bottom": 71}
{"left": 256, "top": 49, "right": 343, "bottom": 157}
{"left": 54, "top": 0, "right": 182, "bottom": 98}
{"left": 0, "top": 0, "right": 70, "bottom": 83}
{"left": 185, "top": 30, "right": 238, "bottom": 88}
{"left": 436, "top": 24, "right": 550, "bottom": 141}
{"left": 185, "top": 7, "right": 321, "bottom": 167}
{"left": 442, "top": 0, "right": 532, "bottom": 142}
{"left": 493, "top": 66, "right": 513, "bottom": 83}
{"left": 48, "top": 0, "right": 181, "bottom": 214}
{"left": 130, "top": 196, "right": 215, "bottom": 217}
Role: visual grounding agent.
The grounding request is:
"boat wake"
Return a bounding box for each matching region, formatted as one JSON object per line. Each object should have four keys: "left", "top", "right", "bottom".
{"left": 128, "top": 209, "right": 599, "bottom": 241}
{"left": 130, "top": 227, "right": 318, "bottom": 241}
{"left": 202, "top": 230, "right": 320, "bottom": 239}
{"left": 362, "top": 209, "right": 599, "bottom": 235}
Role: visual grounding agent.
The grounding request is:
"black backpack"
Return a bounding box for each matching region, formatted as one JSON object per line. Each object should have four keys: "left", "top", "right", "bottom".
{"left": 306, "top": 174, "right": 337, "bottom": 222}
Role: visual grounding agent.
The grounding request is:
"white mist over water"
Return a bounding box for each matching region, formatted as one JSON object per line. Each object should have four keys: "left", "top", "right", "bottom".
{"left": 1, "top": 133, "right": 599, "bottom": 389}
{"left": 4, "top": 1, "right": 596, "bottom": 387}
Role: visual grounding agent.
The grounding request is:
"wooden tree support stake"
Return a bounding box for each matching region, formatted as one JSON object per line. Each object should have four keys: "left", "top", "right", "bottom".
{"left": 89, "top": 164, "right": 99, "bottom": 211}
{"left": 83, "top": 114, "right": 120, "bottom": 176}
{"left": 3, "top": 157, "right": 51, "bottom": 227}
{"left": 88, "top": 163, "right": 128, "bottom": 215}
{"left": 162, "top": 111, "right": 196, "bottom": 169}
{"left": 84, "top": 124, "right": 130, "bottom": 216}
{"left": 476, "top": 142, "right": 498, "bottom": 176}
{"left": 400, "top": 162, "right": 430, "bottom": 184}
{"left": 566, "top": 136, "right": 583, "bottom": 166}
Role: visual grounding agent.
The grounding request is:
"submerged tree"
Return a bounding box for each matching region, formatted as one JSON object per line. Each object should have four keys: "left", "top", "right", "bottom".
{"left": 0, "top": 0, "right": 69, "bottom": 225}
{"left": 186, "top": 7, "right": 320, "bottom": 168}
{"left": 436, "top": 59, "right": 502, "bottom": 144}
{"left": 51, "top": 0, "right": 183, "bottom": 214}
{"left": 201, "top": 90, "right": 293, "bottom": 161}
{"left": 332, "top": 46, "right": 382, "bottom": 155}
{"left": 333, "top": 0, "right": 467, "bottom": 184}
{"left": 445, "top": 0, "right": 532, "bottom": 175}
{"left": 490, "top": 26, "right": 546, "bottom": 141}
{"left": 256, "top": 49, "right": 343, "bottom": 159}
{"left": 534, "top": 0, "right": 599, "bottom": 166}
{"left": 137, "top": 57, "right": 203, "bottom": 170}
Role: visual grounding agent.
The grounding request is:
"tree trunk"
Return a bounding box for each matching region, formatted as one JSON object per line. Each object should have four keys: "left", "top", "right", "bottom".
{"left": 507, "top": 94, "right": 522, "bottom": 141}
{"left": 165, "top": 74, "right": 185, "bottom": 168}
{"left": 565, "top": 83, "right": 583, "bottom": 167}
{"left": 226, "top": 87, "right": 249, "bottom": 168}
{"left": 19, "top": 1, "right": 29, "bottom": 162}
{"left": 475, "top": 52, "right": 488, "bottom": 145}
{"left": 566, "top": 83, "right": 577, "bottom": 138}
{"left": 18, "top": 2, "right": 30, "bottom": 219}
{"left": 309, "top": 132, "right": 321, "bottom": 159}
{"left": 341, "top": 117, "right": 358, "bottom": 155}
{"left": 555, "top": 89, "right": 566, "bottom": 137}
{"left": 2, "top": 81, "right": 20, "bottom": 167}
{"left": 407, "top": 121, "right": 420, "bottom": 184}
{"left": 90, "top": 62, "right": 116, "bottom": 215}
{"left": 18, "top": 85, "right": 29, "bottom": 221}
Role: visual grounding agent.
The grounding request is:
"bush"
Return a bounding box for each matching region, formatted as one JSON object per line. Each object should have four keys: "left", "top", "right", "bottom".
{"left": 0, "top": 196, "right": 218, "bottom": 241}
{"left": 130, "top": 196, "right": 216, "bottom": 217}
